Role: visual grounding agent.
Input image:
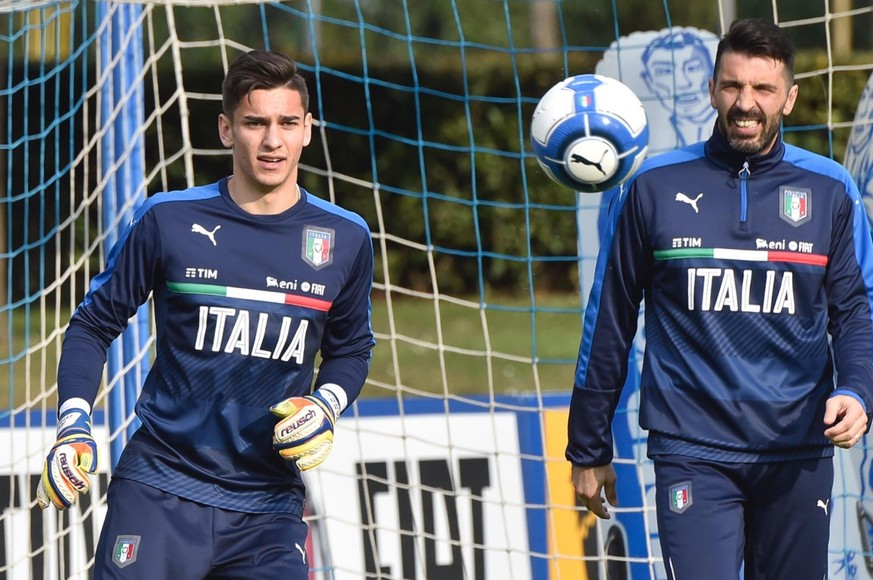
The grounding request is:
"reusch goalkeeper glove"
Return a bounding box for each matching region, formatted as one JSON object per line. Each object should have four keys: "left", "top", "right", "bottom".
{"left": 270, "top": 389, "right": 339, "bottom": 471}
{"left": 36, "top": 408, "right": 99, "bottom": 510}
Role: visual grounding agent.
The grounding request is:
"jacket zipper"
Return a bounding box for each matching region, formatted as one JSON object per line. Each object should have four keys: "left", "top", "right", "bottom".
{"left": 739, "top": 160, "right": 750, "bottom": 226}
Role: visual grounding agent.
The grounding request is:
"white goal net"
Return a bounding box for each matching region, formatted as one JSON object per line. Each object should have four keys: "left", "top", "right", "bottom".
{"left": 2, "top": 1, "right": 873, "bottom": 579}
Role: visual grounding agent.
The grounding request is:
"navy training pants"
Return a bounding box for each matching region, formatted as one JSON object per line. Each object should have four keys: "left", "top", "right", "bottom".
{"left": 93, "top": 477, "right": 310, "bottom": 579}
{"left": 654, "top": 455, "right": 832, "bottom": 580}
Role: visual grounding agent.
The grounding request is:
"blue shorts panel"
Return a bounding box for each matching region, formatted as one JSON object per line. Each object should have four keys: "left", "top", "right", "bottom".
{"left": 93, "top": 478, "right": 310, "bottom": 579}
{"left": 654, "top": 456, "right": 832, "bottom": 580}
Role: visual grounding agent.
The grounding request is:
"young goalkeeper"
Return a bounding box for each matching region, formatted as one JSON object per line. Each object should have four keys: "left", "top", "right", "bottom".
{"left": 35, "top": 50, "right": 375, "bottom": 579}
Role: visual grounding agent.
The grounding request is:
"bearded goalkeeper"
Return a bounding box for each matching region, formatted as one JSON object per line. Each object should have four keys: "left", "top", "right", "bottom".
{"left": 35, "top": 50, "right": 375, "bottom": 579}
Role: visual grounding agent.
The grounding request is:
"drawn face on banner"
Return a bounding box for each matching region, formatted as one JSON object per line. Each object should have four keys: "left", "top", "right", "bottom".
{"left": 641, "top": 32, "right": 714, "bottom": 124}
{"left": 596, "top": 27, "right": 719, "bottom": 154}
{"left": 845, "top": 72, "right": 873, "bottom": 223}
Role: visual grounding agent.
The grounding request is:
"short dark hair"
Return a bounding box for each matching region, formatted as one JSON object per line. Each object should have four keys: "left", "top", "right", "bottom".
{"left": 713, "top": 18, "right": 795, "bottom": 83}
{"left": 222, "top": 50, "right": 309, "bottom": 118}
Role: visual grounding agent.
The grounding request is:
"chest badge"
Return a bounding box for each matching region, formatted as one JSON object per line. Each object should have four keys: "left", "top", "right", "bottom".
{"left": 303, "top": 226, "right": 335, "bottom": 270}
{"left": 780, "top": 186, "right": 812, "bottom": 226}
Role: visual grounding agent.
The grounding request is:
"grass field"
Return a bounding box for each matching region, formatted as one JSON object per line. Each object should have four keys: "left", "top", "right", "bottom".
{"left": 368, "top": 294, "right": 582, "bottom": 398}
{"left": 2, "top": 307, "right": 65, "bottom": 409}
{"left": 3, "top": 294, "right": 583, "bottom": 407}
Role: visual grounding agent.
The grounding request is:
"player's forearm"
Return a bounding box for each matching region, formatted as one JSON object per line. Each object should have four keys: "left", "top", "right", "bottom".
{"left": 833, "top": 345, "right": 873, "bottom": 403}
{"left": 315, "top": 354, "right": 370, "bottom": 410}
{"left": 565, "top": 385, "right": 621, "bottom": 466}
{"left": 829, "top": 298, "right": 873, "bottom": 417}
{"left": 56, "top": 322, "right": 108, "bottom": 409}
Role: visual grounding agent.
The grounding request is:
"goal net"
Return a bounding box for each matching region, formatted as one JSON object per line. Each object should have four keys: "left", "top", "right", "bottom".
{"left": 2, "top": 1, "right": 873, "bottom": 579}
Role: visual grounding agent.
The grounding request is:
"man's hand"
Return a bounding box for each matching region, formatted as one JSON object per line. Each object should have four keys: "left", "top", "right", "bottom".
{"left": 824, "top": 394, "right": 868, "bottom": 449}
{"left": 36, "top": 408, "right": 99, "bottom": 510}
{"left": 270, "top": 390, "right": 339, "bottom": 471}
{"left": 572, "top": 463, "right": 617, "bottom": 519}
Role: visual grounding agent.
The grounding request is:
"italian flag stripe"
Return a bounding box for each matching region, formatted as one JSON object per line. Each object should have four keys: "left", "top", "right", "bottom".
{"left": 167, "top": 281, "right": 333, "bottom": 311}
{"left": 654, "top": 247, "right": 827, "bottom": 266}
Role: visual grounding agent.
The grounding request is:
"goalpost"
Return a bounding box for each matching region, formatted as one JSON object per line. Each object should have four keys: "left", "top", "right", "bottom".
{"left": 2, "top": 1, "right": 873, "bottom": 579}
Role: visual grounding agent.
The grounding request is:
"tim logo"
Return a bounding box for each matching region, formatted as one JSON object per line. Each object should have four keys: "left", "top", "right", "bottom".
{"left": 185, "top": 267, "right": 218, "bottom": 280}
{"left": 303, "top": 226, "right": 334, "bottom": 270}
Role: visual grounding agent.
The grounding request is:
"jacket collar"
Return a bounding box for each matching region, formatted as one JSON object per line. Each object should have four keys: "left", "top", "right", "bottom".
{"left": 704, "top": 121, "right": 785, "bottom": 175}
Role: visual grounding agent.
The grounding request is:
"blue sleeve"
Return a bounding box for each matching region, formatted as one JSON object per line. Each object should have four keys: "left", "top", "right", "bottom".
{"left": 55, "top": 323, "right": 110, "bottom": 407}
{"left": 313, "top": 226, "right": 375, "bottom": 408}
{"left": 826, "top": 177, "right": 873, "bottom": 424}
{"left": 57, "top": 208, "right": 160, "bottom": 407}
{"left": 566, "top": 184, "right": 649, "bottom": 466}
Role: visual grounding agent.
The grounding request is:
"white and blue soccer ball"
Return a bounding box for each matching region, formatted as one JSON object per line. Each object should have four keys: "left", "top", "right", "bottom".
{"left": 531, "top": 74, "right": 649, "bottom": 193}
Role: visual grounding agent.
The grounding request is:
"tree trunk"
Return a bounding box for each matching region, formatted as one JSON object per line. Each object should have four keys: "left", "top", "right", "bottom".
{"left": 530, "top": 1, "right": 559, "bottom": 55}
{"left": 832, "top": 0, "right": 852, "bottom": 60}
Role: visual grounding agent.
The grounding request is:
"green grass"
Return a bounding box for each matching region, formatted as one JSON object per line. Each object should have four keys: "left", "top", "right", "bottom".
{"left": 2, "top": 306, "right": 64, "bottom": 409}
{"left": 2, "top": 294, "right": 583, "bottom": 407}
{"left": 368, "top": 294, "right": 582, "bottom": 398}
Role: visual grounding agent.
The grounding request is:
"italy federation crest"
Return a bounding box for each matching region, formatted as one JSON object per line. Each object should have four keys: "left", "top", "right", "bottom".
{"left": 112, "top": 535, "right": 140, "bottom": 568}
{"left": 780, "top": 186, "right": 812, "bottom": 226}
{"left": 303, "top": 226, "right": 334, "bottom": 270}
{"left": 669, "top": 482, "right": 692, "bottom": 514}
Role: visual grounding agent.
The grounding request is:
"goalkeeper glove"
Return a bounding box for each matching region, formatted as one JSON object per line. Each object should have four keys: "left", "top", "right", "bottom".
{"left": 271, "top": 389, "right": 340, "bottom": 471}
{"left": 36, "top": 407, "right": 99, "bottom": 510}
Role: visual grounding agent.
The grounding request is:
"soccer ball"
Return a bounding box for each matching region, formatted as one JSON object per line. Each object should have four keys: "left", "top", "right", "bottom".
{"left": 530, "top": 74, "right": 649, "bottom": 193}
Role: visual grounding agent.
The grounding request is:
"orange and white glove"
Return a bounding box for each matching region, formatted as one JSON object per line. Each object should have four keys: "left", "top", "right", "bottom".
{"left": 270, "top": 388, "right": 342, "bottom": 471}
{"left": 36, "top": 404, "right": 98, "bottom": 510}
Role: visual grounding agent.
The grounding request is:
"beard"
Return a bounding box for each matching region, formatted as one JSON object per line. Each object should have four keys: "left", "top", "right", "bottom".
{"left": 719, "top": 106, "right": 783, "bottom": 155}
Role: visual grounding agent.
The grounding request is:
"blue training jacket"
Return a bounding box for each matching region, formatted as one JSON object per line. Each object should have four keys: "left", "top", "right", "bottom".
{"left": 57, "top": 178, "right": 375, "bottom": 515}
{"left": 567, "top": 127, "right": 873, "bottom": 466}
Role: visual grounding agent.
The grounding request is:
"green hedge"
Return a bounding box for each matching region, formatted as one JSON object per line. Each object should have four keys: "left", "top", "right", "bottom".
{"left": 292, "top": 50, "right": 873, "bottom": 295}
{"left": 9, "top": 49, "right": 871, "bottom": 301}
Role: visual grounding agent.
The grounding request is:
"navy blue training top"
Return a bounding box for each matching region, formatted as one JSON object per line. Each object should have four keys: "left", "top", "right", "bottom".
{"left": 568, "top": 128, "right": 873, "bottom": 466}
{"left": 58, "top": 178, "right": 375, "bottom": 514}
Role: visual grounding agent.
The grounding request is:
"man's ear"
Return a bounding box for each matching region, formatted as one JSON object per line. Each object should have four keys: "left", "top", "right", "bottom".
{"left": 783, "top": 83, "right": 799, "bottom": 117}
{"left": 218, "top": 113, "right": 233, "bottom": 148}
